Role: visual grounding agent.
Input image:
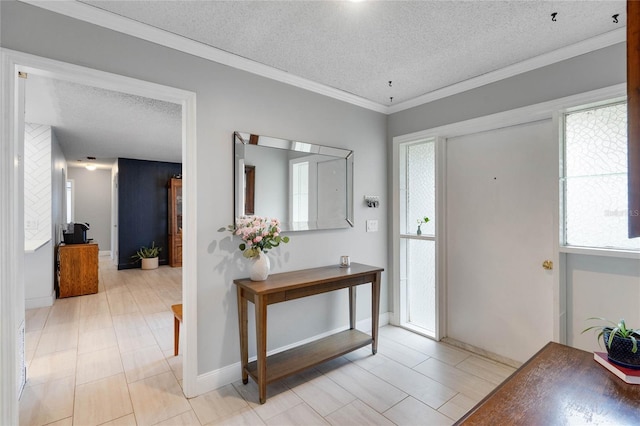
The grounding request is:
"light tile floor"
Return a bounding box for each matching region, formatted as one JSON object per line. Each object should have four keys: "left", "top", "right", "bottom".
{"left": 21, "top": 258, "right": 515, "bottom": 425}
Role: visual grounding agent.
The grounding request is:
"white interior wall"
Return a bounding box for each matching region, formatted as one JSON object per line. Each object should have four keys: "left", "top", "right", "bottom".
{"left": 67, "top": 167, "right": 112, "bottom": 252}
{"left": 51, "top": 130, "right": 67, "bottom": 247}
{"left": 23, "top": 242, "right": 53, "bottom": 308}
{"left": 111, "top": 162, "right": 119, "bottom": 262}
{"left": 567, "top": 254, "right": 640, "bottom": 352}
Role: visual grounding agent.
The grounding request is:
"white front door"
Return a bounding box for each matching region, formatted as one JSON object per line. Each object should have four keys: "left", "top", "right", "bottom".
{"left": 445, "top": 119, "right": 556, "bottom": 363}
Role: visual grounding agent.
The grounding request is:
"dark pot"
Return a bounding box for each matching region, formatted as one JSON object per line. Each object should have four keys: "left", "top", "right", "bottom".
{"left": 603, "top": 328, "right": 640, "bottom": 369}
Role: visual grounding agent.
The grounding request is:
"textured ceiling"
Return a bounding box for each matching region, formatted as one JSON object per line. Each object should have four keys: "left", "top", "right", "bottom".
{"left": 25, "top": 74, "right": 182, "bottom": 168}
{"left": 80, "top": 0, "right": 626, "bottom": 106}
{"left": 22, "top": 0, "right": 626, "bottom": 169}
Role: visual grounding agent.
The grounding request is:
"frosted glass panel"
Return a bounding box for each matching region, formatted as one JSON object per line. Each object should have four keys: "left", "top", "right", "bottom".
{"left": 399, "top": 137, "right": 437, "bottom": 336}
{"left": 565, "top": 103, "right": 627, "bottom": 177}
{"left": 563, "top": 102, "right": 639, "bottom": 250}
{"left": 403, "top": 141, "right": 435, "bottom": 235}
{"left": 566, "top": 175, "right": 638, "bottom": 249}
{"left": 405, "top": 239, "right": 436, "bottom": 333}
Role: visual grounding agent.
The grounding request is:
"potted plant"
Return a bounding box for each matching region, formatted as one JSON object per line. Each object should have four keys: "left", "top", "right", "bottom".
{"left": 131, "top": 241, "right": 162, "bottom": 270}
{"left": 582, "top": 318, "right": 640, "bottom": 368}
{"left": 416, "top": 216, "right": 430, "bottom": 235}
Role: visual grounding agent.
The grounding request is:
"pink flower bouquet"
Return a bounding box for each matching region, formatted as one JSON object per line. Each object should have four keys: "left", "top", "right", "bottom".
{"left": 220, "top": 216, "right": 290, "bottom": 258}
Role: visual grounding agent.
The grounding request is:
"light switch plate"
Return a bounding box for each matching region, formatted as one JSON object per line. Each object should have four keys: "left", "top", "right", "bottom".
{"left": 366, "top": 219, "right": 378, "bottom": 232}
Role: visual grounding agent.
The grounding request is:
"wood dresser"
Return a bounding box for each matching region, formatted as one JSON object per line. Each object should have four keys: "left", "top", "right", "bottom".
{"left": 456, "top": 342, "right": 640, "bottom": 424}
{"left": 233, "top": 263, "right": 383, "bottom": 404}
{"left": 57, "top": 243, "right": 99, "bottom": 298}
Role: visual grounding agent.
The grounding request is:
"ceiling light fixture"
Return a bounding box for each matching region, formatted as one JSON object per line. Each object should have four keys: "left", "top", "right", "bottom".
{"left": 85, "top": 156, "right": 97, "bottom": 171}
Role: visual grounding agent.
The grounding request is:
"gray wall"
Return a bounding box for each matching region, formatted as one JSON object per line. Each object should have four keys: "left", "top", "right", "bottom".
{"left": 387, "top": 43, "right": 626, "bottom": 138}
{"left": 67, "top": 167, "right": 112, "bottom": 251}
{"left": 0, "top": 1, "right": 388, "bottom": 375}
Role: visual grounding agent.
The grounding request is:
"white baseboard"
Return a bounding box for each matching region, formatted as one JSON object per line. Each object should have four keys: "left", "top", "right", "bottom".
{"left": 194, "top": 361, "right": 242, "bottom": 396}
{"left": 99, "top": 250, "right": 111, "bottom": 257}
{"left": 193, "top": 312, "right": 390, "bottom": 396}
{"left": 25, "top": 290, "right": 55, "bottom": 309}
{"left": 442, "top": 337, "right": 523, "bottom": 369}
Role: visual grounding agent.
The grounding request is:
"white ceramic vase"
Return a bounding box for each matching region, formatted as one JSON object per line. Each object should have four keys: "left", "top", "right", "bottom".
{"left": 250, "top": 251, "right": 270, "bottom": 281}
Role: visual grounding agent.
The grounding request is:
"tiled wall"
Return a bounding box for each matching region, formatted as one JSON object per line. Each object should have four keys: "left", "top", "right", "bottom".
{"left": 24, "top": 123, "right": 52, "bottom": 241}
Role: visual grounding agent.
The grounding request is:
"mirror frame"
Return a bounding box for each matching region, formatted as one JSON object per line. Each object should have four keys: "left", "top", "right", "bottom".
{"left": 234, "top": 131, "right": 354, "bottom": 232}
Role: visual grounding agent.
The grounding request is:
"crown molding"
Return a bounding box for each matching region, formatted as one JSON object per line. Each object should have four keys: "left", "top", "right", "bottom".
{"left": 388, "top": 27, "right": 626, "bottom": 114}
{"left": 23, "top": 0, "right": 389, "bottom": 114}
{"left": 23, "top": 1, "right": 626, "bottom": 116}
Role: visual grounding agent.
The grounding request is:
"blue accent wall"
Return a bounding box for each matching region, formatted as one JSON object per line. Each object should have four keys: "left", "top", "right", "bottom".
{"left": 117, "top": 158, "right": 181, "bottom": 270}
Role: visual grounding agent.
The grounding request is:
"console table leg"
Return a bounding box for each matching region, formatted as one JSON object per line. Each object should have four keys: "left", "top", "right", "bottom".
{"left": 237, "top": 287, "right": 249, "bottom": 384}
{"left": 349, "top": 287, "right": 356, "bottom": 329}
{"left": 371, "top": 272, "right": 381, "bottom": 355}
{"left": 255, "top": 294, "right": 268, "bottom": 404}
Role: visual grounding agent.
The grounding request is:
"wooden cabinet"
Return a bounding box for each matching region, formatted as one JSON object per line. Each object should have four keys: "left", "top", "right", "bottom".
{"left": 168, "top": 177, "right": 182, "bottom": 267}
{"left": 57, "top": 243, "right": 99, "bottom": 298}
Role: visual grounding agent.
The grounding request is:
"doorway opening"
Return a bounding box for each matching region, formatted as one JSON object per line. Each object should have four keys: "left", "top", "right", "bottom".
{"left": 1, "top": 50, "right": 197, "bottom": 424}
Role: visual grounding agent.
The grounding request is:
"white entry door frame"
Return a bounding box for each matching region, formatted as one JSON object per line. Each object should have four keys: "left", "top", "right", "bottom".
{"left": 391, "top": 83, "right": 626, "bottom": 355}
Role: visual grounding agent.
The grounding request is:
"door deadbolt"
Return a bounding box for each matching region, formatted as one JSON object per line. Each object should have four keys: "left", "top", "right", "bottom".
{"left": 542, "top": 260, "right": 553, "bottom": 270}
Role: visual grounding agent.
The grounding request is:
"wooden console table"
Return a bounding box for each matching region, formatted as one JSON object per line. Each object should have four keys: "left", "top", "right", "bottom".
{"left": 456, "top": 342, "right": 640, "bottom": 424}
{"left": 234, "top": 263, "right": 383, "bottom": 404}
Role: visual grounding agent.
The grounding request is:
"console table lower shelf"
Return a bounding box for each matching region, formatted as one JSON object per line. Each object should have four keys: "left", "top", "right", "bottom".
{"left": 245, "top": 329, "right": 372, "bottom": 385}
{"left": 234, "top": 263, "right": 383, "bottom": 404}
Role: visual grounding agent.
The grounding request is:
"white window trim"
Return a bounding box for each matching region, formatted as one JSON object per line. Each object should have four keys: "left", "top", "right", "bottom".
{"left": 559, "top": 245, "right": 640, "bottom": 259}
{"left": 558, "top": 96, "right": 639, "bottom": 256}
{"left": 396, "top": 137, "right": 439, "bottom": 338}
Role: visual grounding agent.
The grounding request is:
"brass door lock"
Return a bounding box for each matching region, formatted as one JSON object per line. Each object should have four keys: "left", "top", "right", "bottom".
{"left": 542, "top": 260, "right": 553, "bottom": 270}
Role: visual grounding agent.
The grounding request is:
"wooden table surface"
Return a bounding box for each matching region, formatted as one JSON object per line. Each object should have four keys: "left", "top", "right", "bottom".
{"left": 457, "top": 342, "right": 640, "bottom": 425}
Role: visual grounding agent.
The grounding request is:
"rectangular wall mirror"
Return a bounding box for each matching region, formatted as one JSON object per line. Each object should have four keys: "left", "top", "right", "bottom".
{"left": 234, "top": 131, "right": 354, "bottom": 231}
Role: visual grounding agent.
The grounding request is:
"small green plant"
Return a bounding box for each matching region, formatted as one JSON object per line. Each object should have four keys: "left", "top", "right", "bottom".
{"left": 131, "top": 241, "right": 162, "bottom": 262}
{"left": 582, "top": 317, "right": 640, "bottom": 353}
{"left": 416, "top": 216, "right": 430, "bottom": 235}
